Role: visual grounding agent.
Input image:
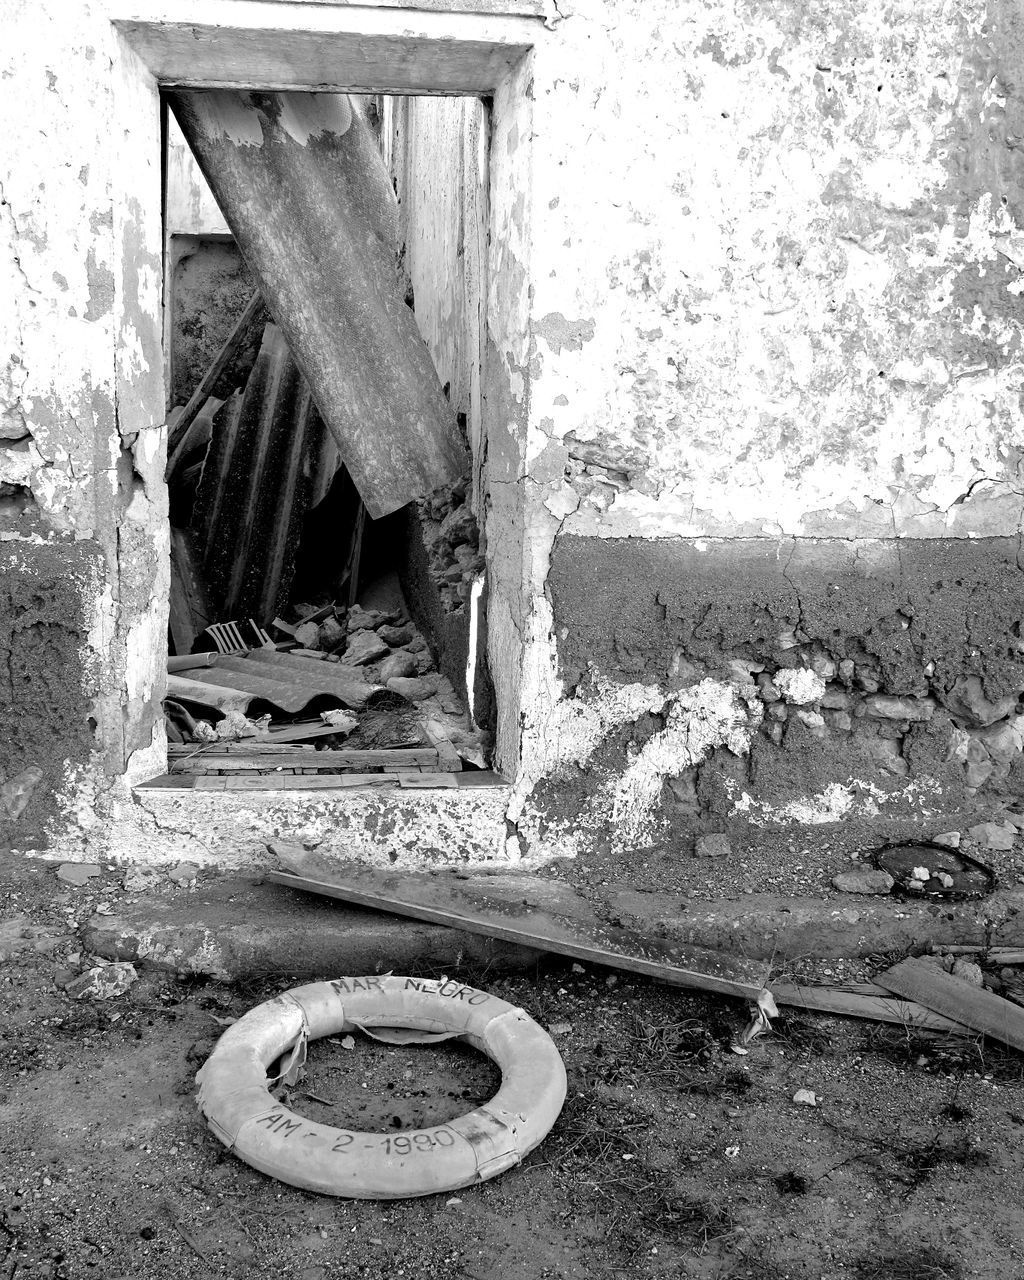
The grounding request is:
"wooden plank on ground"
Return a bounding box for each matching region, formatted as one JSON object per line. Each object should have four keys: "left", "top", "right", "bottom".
{"left": 265, "top": 846, "right": 770, "bottom": 1002}
{"left": 874, "top": 957, "right": 1024, "bottom": 1052}
{"left": 771, "top": 982, "right": 969, "bottom": 1034}
{"left": 195, "top": 774, "right": 399, "bottom": 792}
{"left": 397, "top": 773, "right": 458, "bottom": 788}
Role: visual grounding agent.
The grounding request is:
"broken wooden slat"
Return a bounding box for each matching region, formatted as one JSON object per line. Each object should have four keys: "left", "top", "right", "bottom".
{"left": 168, "top": 741, "right": 315, "bottom": 756}
{"left": 771, "top": 982, "right": 968, "bottom": 1034}
{"left": 934, "top": 946, "right": 1024, "bottom": 964}
{"left": 135, "top": 774, "right": 197, "bottom": 790}
{"left": 166, "top": 289, "right": 265, "bottom": 474}
{"left": 168, "top": 92, "right": 469, "bottom": 519}
{"left": 170, "top": 747, "right": 441, "bottom": 773}
{"left": 195, "top": 773, "right": 399, "bottom": 791}
{"left": 253, "top": 721, "right": 347, "bottom": 744}
{"left": 266, "top": 847, "right": 770, "bottom": 1001}
{"left": 874, "top": 957, "right": 1024, "bottom": 1052}
{"left": 421, "top": 719, "right": 463, "bottom": 772}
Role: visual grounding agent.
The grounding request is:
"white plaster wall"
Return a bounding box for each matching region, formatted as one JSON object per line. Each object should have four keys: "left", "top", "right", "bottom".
{"left": 382, "top": 95, "right": 488, "bottom": 499}
{"left": 523, "top": 0, "right": 1024, "bottom": 543}
{"left": 507, "top": 0, "right": 1024, "bottom": 851}
{"left": 165, "top": 116, "right": 231, "bottom": 237}
{"left": 1, "top": 2, "right": 169, "bottom": 811}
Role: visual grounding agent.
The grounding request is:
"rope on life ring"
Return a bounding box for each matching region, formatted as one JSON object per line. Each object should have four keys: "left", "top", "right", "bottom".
{"left": 196, "top": 974, "right": 567, "bottom": 1199}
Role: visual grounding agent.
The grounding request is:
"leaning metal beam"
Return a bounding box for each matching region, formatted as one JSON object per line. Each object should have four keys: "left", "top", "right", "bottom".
{"left": 168, "top": 91, "right": 469, "bottom": 518}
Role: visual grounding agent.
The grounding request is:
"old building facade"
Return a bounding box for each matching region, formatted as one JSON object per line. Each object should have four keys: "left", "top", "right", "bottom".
{"left": 2, "top": 0, "right": 1023, "bottom": 871}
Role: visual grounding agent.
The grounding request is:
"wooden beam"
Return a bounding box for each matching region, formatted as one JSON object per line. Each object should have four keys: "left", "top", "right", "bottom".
{"left": 116, "top": 9, "right": 537, "bottom": 96}
{"left": 266, "top": 846, "right": 770, "bottom": 1002}
{"left": 168, "top": 91, "right": 469, "bottom": 517}
{"left": 169, "top": 747, "right": 441, "bottom": 772}
{"left": 771, "top": 982, "right": 968, "bottom": 1034}
{"left": 195, "top": 773, "right": 399, "bottom": 791}
{"left": 874, "top": 957, "right": 1024, "bottom": 1052}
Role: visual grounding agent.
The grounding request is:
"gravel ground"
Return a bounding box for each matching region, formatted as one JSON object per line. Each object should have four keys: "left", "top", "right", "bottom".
{"left": 3, "top": 851, "right": 1024, "bottom": 1280}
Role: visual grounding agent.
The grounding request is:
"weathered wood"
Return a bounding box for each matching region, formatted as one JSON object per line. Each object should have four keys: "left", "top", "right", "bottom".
{"left": 170, "top": 747, "right": 441, "bottom": 773}
{"left": 166, "top": 290, "right": 264, "bottom": 473}
{"left": 135, "top": 774, "right": 197, "bottom": 791}
{"left": 168, "top": 91, "right": 469, "bottom": 518}
{"left": 255, "top": 721, "right": 348, "bottom": 744}
{"left": 874, "top": 957, "right": 1024, "bottom": 1052}
{"left": 168, "top": 742, "right": 315, "bottom": 756}
{"left": 195, "top": 773, "right": 399, "bottom": 791}
{"left": 268, "top": 0, "right": 546, "bottom": 14}
{"left": 266, "top": 847, "right": 770, "bottom": 1002}
{"left": 421, "top": 719, "right": 463, "bottom": 772}
{"left": 116, "top": 17, "right": 535, "bottom": 97}
{"left": 771, "top": 982, "right": 968, "bottom": 1034}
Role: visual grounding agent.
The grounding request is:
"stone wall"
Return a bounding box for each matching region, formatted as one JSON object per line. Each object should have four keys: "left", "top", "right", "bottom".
{"left": 523, "top": 537, "right": 1024, "bottom": 862}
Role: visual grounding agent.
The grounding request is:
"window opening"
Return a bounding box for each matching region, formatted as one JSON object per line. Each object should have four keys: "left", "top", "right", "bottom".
{"left": 158, "top": 90, "right": 494, "bottom": 793}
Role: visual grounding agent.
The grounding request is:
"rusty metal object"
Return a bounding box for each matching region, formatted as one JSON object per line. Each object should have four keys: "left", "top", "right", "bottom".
{"left": 168, "top": 91, "right": 469, "bottom": 518}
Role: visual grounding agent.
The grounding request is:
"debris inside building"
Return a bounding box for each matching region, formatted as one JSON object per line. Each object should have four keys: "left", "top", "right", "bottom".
{"left": 158, "top": 89, "right": 492, "bottom": 794}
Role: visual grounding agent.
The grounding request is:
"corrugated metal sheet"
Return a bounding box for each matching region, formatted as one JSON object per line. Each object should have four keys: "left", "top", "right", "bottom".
{"left": 167, "top": 650, "right": 378, "bottom": 716}
{"left": 168, "top": 90, "right": 469, "bottom": 518}
{"left": 191, "top": 324, "right": 338, "bottom": 624}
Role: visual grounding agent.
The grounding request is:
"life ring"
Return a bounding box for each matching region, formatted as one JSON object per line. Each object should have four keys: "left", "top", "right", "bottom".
{"left": 196, "top": 974, "right": 567, "bottom": 1198}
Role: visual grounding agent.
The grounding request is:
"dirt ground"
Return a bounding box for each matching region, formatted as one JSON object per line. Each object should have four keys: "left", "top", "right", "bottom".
{"left": 2, "top": 853, "right": 1023, "bottom": 1280}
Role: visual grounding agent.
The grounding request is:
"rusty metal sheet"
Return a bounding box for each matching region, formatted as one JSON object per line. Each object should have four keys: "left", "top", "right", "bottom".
{"left": 267, "top": 846, "right": 769, "bottom": 1002}
{"left": 191, "top": 323, "right": 334, "bottom": 624}
{"left": 168, "top": 91, "right": 469, "bottom": 519}
{"left": 168, "top": 651, "right": 378, "bottom": 716}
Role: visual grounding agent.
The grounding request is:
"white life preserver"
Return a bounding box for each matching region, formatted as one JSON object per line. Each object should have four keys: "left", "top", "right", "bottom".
{"left": 196, "top": 974, "right": 567, "bottom": 1198}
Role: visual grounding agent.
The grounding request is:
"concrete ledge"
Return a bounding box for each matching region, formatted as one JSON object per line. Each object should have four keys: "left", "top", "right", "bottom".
{"left": 123, "top": 781, "right": 514, "bottom": 869}
{"left": 80, "top": 869, "right": 1024, "bottom": 983}
{"left": 82, "top": 873, "right": 540, "bottom": 981}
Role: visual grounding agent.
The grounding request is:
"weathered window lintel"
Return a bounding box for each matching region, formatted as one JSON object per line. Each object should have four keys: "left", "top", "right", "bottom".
{"left": 114, "top": 2, "right": 540, "bottom": 96}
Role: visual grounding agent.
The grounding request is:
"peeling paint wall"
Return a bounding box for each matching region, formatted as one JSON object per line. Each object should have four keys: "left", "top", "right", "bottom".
{"left": 509, "top": 0, "right": 1024, "bottom": 867}
{"left": 5, "top": 0, "right": 1024, "bottom": 871}
{"left": 1, "top": 4, "right": 167, "bottom": 851}
{"left": 524, "top": 0, "right": 1024, "bottom": 543}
